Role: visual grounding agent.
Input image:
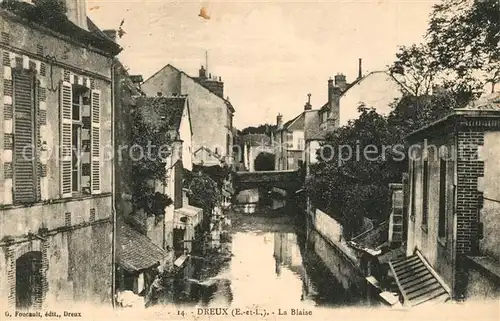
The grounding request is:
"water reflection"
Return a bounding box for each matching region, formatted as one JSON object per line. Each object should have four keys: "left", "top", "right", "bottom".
{"left": 159, "top": 202, "right": 367, "bottom": 310}
{"left": 186, "top": 229, "right": 361, "bottom": 308}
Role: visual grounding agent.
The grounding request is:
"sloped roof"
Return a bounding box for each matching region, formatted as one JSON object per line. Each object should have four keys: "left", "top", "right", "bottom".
{"left": 136, "top": 96, "right": 186, "bottom": 132}
{"left": 193, "top": 146, "right": 223, "bottom": 160}
{"left": 287, "top": 112, "right": 305, "bottom": 130}
{"left": 406, "top": 92, "right": 500, "bottom": 141}
{"left": 455, "top": 92, "right": 500, "bottom": 111}
{"left": 117, "top": 222, "right": 169, "bottom": 273}
{"left": 307, "top": 129, "right": 327, "bottom": 141}
{"left": 319, "top": 71, "right": 404, "bottom": 113}
{"left": 144, "top": 64, "right": 235, "bottom": 113}
{"left": 0, "top": 1, "right": 121, "bottom": 56}
{"left": 304, "top": 110, "right": 321, "bottom": 141}
{"left": 276, "top": 112, "right": 304, "bottom": 133}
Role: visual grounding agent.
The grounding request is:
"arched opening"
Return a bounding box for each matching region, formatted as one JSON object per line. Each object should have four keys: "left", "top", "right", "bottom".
{"left": 16, "top": 251, "right": 43, "bottom": 310}
{"left": 254, "top": 152, "right": 275, "bottom": 171}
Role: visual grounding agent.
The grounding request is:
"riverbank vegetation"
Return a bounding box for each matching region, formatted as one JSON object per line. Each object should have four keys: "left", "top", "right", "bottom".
{"left": 306, "top": 0, "right": 499, "bottom": 238}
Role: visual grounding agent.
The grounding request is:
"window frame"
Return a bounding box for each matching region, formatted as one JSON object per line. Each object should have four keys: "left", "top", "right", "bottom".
{"left": 438, "top": 157, "right": 447, "bottom": 241}
{"left": 422, "top": 159, "right": 429, "bottom": 231}
{"left": 70, "top": 85, "right": 88, "bottom": 194}
{"left": 410, "top": 159, "right": 417, "bottom": 221}
{"left": 12, "top": 69, "right": 39, "bottom": 204}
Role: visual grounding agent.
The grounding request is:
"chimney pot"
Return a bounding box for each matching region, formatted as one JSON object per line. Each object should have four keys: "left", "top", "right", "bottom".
{"left": 334, "top": 74, "right": 347, "bottom": 90}
{"left": 277, "top": 114, "right": 283, "bottom": 128}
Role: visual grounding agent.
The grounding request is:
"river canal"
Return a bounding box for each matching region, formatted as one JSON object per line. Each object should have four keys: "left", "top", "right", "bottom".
{"left": 176, "top": 205, "right": 365, "bottom": 310}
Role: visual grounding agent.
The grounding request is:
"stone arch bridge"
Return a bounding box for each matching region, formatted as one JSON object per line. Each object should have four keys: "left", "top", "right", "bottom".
{"left": 233, "top": 169, "right": 303, "bottom": 196}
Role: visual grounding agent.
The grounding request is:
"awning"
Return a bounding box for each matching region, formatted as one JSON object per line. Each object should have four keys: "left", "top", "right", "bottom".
{"left": 117, "top": 222, "right": 170, "bottom": 273}
{"left": 173, "top": 205, "right": 203, "bottom": 230}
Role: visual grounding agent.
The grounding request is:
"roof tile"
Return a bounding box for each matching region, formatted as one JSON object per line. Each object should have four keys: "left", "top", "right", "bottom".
{"left": 117, "top": 221, "right": 170, "bottom": 273}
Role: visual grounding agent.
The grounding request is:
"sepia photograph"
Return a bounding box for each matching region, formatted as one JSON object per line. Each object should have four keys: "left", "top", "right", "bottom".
{"left": 0, "top": 0, "right": 498, "bottom": 320}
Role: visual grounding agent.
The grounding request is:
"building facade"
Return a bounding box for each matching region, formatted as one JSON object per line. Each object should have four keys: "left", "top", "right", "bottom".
{"left": 305, "top": 62, "right": 405, "bottom": 177}
{"left": 141, "top": 64, "right": 235, "bottom": 166}
{"left": 0, "top": 0, "right": 120, "bottom": 309}
{"left": 405, "top": 93, "right": 500, "bottom": 301}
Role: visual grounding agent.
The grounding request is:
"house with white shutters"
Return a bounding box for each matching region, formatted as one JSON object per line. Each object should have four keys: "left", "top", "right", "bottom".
{"left": 0, "top": 1, "right": 120, "bottom": 309}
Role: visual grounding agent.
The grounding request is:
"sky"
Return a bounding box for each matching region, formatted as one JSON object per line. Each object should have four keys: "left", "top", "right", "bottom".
{"left": 87, "top": 0, "right": 440, "bottom": 129}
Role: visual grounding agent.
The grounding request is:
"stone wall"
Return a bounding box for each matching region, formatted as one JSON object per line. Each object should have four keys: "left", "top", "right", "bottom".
{"left": 0, "top": 14, "right": 114, "bottom": 309}
{"left": 0, "top": 196, "right": 113, "bottom": 308}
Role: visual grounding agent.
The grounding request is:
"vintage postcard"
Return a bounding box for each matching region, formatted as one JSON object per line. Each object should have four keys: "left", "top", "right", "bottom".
{"left": 0, "top": 0, "right": 499, "bottom": 320}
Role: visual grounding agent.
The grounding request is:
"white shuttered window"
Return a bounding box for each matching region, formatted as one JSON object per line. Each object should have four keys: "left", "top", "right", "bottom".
{"left": 60, "top": 81, "right": 73, "bottom": 198}
{"left": 90, "top": 89, "right": 101, "bottom": 194}
{"left": 13, "top": 71, "right": 38, "bottom": 203}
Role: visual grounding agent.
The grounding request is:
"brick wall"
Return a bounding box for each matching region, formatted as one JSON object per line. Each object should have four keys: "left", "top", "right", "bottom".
{"left": 456, "top": 130, "right": 485, "bottom": 299}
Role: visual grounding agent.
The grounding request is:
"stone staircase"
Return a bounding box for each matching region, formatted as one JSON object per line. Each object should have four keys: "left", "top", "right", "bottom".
{"left": 389, "top": 252, "right": 450, "bottom": 307}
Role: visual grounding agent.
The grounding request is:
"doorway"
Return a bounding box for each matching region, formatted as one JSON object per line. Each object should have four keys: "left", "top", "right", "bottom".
{"left": 16, "top": 251, "right": 43, "bottom": 310}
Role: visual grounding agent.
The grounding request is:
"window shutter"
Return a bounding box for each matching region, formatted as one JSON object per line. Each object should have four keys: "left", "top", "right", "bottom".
{"left": 91, "top": 89, "right": 101, "bottom": 194}
{"left": 60, "top": 81, "right": 72, "bottom": 198}
{"left": 13, "top": 71, "right": 37, "bottom": 203}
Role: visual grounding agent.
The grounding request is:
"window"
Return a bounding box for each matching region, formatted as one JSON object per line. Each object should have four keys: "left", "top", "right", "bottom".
{"left": 438, "top": 158, "right": 447, "bottom": 238}
{"left": 71, "top": 86, "right": 89, "bottom": 194}
{"left": 60, "top": 80, "right": 99, "bottom": 198}
{"left": 13, "top": 70, "right": 38, "bottom": 204}
{"left": 286, "top": 132, "right": 293, "bottom": 149}
{"left": 297, "top": 138, "right": 305, "bottom": 150}
{"left": 410, "top": 160, "right": 417, "bottom": 219}
{"left": 322, "top": 112, "right": 327, "bottom": 122}
{"left": 422, "top": 160, "right": 429, "bottom": 228}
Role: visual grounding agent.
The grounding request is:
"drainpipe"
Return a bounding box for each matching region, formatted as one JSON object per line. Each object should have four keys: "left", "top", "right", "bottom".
{"left": 110, "top": 58, "right": 117, "bottom": 308}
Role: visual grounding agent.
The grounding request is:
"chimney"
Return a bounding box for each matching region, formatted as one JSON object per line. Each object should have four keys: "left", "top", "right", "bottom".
{"left": 276, "top": 114, "right": 283, "bottom": 129}
{"left": 334, "top": 74, "right": 347, "bottom": 91}
{"left": 199, "top": 66, "right": 207, "bottom": 79}
{"left": 103, "top": 29, "right": 117, "bottom": 42}
{"left": 65, "top": 0, "right": 89, "bottom": 31}
{"left": 304, "top": 93, "right": 312, "bottom": 111}
{"left": 328, "top": 78, "right": 334, "bottom": 102}
{"left": 328, "top": 76, "right": 341, "bottom": 131}
{"left": 358, "top": 58, "right": 363, "bottom": 79}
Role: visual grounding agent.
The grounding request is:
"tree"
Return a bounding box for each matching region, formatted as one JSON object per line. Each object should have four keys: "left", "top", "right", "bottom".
{"left": 239, "top": 124, "right": 277, "bottom": 137}
{"left": 427, "top": 0, "right": 499, "bottom": 94}
{"left": 254, "top": 152, "right": 276, "bottom": 171}
{"left": 306, "top": 91, "right": 455, "bottom": 236}
{"left": 392, "top": 0, "right": 499, "bottom": 105}
{"left": 130, "top": 106, "right": 173, "bottom": 218}
{"left": 390, "top": 44, "right": 438, "bottom": 96}
{"left": 306, "top": 105, "right": 402, "bottom": 231}
{"left": 185, "top": 171, "right": 221, "bottom": 225}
